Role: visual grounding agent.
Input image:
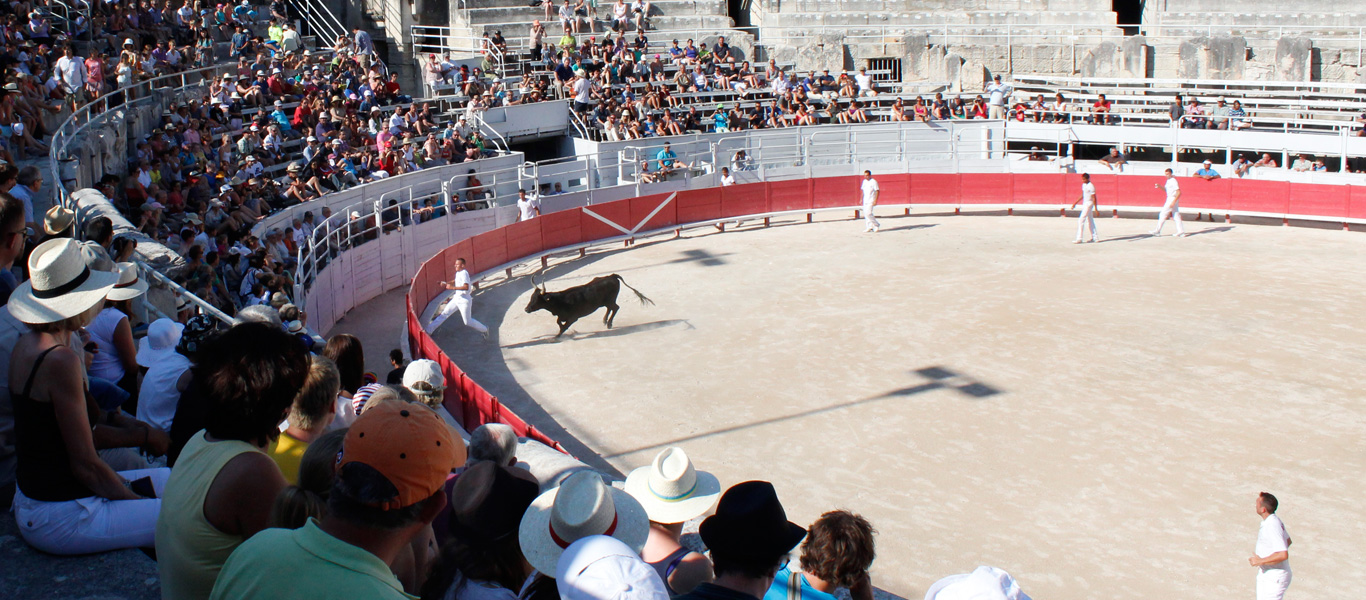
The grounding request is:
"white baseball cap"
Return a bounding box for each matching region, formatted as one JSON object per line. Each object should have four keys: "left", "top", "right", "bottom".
{"left": 556, "top": 536, "right": 669, "bottom": 600}
{"left": 401, "top": 358, "right": 445, "bottom": 398}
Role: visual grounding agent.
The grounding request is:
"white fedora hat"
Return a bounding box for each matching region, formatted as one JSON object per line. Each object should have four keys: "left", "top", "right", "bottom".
{"left": 137, "top": 318, "right": 185, "bottom": 367}
{"left": 519, "top": 470, "right": 648, "bottom": 576}
{"left": 107, "top": 262, "right": 148, "bottom": 302}
{"left": 9, "top": 238, "right": 120, "bottom": 325}
{"left": 624, "top": 447, "right": 720, "bottom": 524}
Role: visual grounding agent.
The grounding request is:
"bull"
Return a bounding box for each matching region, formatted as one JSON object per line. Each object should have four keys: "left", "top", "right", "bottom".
{"left": 525, "top": 273, "right": 654, "bottom": 337}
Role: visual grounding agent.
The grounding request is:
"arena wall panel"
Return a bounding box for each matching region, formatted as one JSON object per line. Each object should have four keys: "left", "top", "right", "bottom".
{"left": 768, "top": 179, "right": 814, "bottom": 212}
{"left": 1011, "top": 174, "right": 1069, "bottom": 205}
{"left": 1230, "top": 179, "right": 1290, "bottom": 215}
{"left": 472, "top": 226, "right": 510, "bottom": 273}
{"left": 1114, "top": 176, "right": 1170, "bottom": 209}
{"left": 504, "top": 218, "right": 547, "bottom": 260}
{"left": 1286, "top": 183, "right": 1349, "bottom": 219}
{"left": 540, "top": 208, "right": 585, "bottom": 249}
{"left": 1181, "top": 178, "right": 1233, "bottom": 213}
{"left": 910, "top": 173, "right": 961, "bottom": 205}
{"left": 580, "top": 199, "right": 633, "bottom": 241}
{"left": 811, "top": 176, "right": 861, "bottom": 209}
{"left": 1350, "top": 186, "right": 1366, "bottom": 221}
{"left": 675, "top": 188, "right": 723, "bottom": 223}
{"left": 720, "top": 183, "right": 769, "bottom": 218}
{"left": 959, "top": 173, "right": 1012, "bottom": 205}
{"left": 876, "top": 174, "right": 912, "bottom": 205}
{"left": 629, "top": 193, "right": 679, "bottom": 231}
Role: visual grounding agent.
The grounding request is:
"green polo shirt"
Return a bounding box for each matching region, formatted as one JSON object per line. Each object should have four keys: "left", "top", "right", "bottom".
{"left": 209, "top": 519, "right": 415, "bottom": 600}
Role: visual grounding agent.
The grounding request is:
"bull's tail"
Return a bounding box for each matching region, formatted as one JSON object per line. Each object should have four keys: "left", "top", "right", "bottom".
{"left": 612, "top": 274, "right": 654, "bottom": 306}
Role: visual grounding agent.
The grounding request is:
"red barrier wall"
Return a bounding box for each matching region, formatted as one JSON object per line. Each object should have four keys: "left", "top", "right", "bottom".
{"left": 405, "top": 173, "right": 1364, "bottom": 457}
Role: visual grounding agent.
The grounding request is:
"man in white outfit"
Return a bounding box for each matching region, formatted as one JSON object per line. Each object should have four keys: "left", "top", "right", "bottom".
{"left": 1070, "top": 173, "right": 1099, "bottom": 243}
{"left": 860, "top": 170, "right": 880, "bottom": 233}
{"left": 427, "top": 257, "right": 489, "bottom": 339}
{"left": 1249, "top": 491, "right": 1292, "bottom": 600}
{"left": 517, "top": 189, "right": 541, "bottom": 221}
{"left": 1150, "top": 168, "right": 1187, "bottom": 237}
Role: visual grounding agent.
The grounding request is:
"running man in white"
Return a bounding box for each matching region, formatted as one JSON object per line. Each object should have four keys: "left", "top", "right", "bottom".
{"left": 1070, "top": 172, "right": 1100, "bottom": 243}
{"left": 1249, "top": 491, "right": 1292, "bottom": 600}
{"left": 427, "top": 257, "right": 489, "bottom": 339}
{"left": 1150, "top": 168, "right": 1187, "bottom": 237}
{"left": 860, "top": 170, "right": 880, "bottom": 233}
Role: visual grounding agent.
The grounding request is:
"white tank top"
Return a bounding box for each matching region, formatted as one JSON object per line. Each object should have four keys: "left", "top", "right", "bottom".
{"left": 86, "top": 307, "right": 128, "bottom": 382}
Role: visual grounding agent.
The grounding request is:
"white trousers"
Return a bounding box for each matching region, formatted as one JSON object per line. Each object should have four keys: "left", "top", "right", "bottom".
{"left": 1076, "top": 202, "right": 1097, "bottom": 241}
{"left": 862, "top": 201, "right": 880, "bottom": 231}
{"left": 1154, "top": 198, "right": 1185, "bottom": 234}
{"left": 428, "top": 295, "right": 488, "bottom": 334}
{"left": 1256, "top": 568, "right": 1291, "bottom": 600}
{"left": 12, "top": 467, "right": 169, "bottom": 555}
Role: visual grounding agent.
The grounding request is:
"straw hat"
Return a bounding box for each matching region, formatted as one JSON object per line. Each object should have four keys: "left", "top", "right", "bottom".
{"left": 623, "top": 447, "right": 720, "bottom": 524}
{"left": 107, "top": 262, "right": 148, "bottom": 302}
{"left": 43, "top": 205, "right": 74, "bottom": 235}
{"left": 519, "top": 471, "right": 649, "bottom": 575}
{"left": 9, "top": 238, "right": 120, "bottom": 324}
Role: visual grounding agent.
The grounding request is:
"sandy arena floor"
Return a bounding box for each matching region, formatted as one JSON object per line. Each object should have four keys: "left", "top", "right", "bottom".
{"left": 430, "top": 211, "right": 1366, "bottom": 600}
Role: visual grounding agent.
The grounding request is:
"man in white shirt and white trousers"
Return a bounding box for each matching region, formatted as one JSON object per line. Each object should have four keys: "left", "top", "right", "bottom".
{"left": 1249, "top": 491, "right": 1292, "bottom": 600}
{"left": 1150, "top": 168, "right": 1187, "bottom": 237}
{"left": 1070, "top": 173, "right": 1099, "bottom": 243}
{"left": 427, "top": 257, "right": 489, "bottom": 339}
{"left": 860, "top": 170, "right": 880, "bottom": 233}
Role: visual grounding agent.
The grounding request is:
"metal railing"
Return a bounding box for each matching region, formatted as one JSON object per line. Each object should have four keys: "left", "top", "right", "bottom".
{"left": 288, "top": 0, "right": 348, "bottom": 43}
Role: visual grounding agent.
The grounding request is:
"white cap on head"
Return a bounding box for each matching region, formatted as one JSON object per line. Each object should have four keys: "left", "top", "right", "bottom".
{"left": 556, "top": 536, "right": 669, "bottom": 600}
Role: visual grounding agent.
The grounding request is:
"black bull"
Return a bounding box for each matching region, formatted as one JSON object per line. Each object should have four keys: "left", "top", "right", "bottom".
{"left": 525, "top": 274, "right": 654, "bottom": 337}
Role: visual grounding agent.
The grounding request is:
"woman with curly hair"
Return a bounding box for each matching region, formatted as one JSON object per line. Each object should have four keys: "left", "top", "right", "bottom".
{"left": 764, "top": 510, "right": 877, "bottom": 600}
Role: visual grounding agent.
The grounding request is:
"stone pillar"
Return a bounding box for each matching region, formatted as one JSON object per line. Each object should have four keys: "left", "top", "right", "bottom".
{"left": 1080, "top": 36, "right": 1148, "bottom": 79}
{"left": 1274, "top": 37, "right": 1312, "bottom": 82}
{"left": 1177, "top": 36, "right": 1247, "bottom": 80}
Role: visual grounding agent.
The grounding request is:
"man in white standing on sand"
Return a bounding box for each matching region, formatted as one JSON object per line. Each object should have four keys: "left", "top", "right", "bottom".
{"left": 426, "top": 257, "right": 489, "bottom": 339}
{"left": 517, "top": 188, "right": 541, "bottom": 221}
{"left": 860, "top": 170, "right": 880, "bottom": 233}
{"left": 1250, "top": 491, "right": 1292, "bottom": 600}
{"left": 1070, "top": 172, "right": 1099, "bottom": 243}
{"left": 1150, "top": 168, "right": 1187, "bottom": 237}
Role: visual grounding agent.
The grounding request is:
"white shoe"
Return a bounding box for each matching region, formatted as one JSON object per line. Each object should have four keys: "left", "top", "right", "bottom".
{"left": 1073, "top": 239, "right": 1082, "bottom": 244}
{"left": 872, "top": 226, "right": 880, "bottom": 233}
{"left": 1148, "top": 230, "right": 1161, "bottom": 236}
{"left": 1175, "top": 232, "right": 1188, "bottom": 237}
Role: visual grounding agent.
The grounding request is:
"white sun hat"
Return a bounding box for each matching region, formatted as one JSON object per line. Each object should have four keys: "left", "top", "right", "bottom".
{"left": 107, "top": 262, "right": 148, "bottom": 302}
{"left": 137, "top": 318, "right": 185, "bottom": 367}
{"left": 623, "top": 447, "right": 720, "bottom": 524}
{"left": 924, "top": 566, "right": 1032, "bottom": 600}
{"left": 519, "top": 470, "right": 649, "bottom": 576}
{"left": 556, "top": 535, "right": 670, "bottom": 600}
{"left": 8, "top": 238, "right": 120, "bottom": 325}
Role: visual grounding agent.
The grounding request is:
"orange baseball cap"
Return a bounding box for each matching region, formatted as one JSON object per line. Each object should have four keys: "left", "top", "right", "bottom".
{"left": 339, "top": 402, "right": 466, "bottom": 510}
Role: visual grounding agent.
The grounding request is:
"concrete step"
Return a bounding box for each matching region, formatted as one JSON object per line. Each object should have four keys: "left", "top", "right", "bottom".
{"left": 1150, "top": 12, "right": 1366, "bottom": 29}
{"left": 469, "top": 14, "right": 734, "bottom": 41}
{"left": 763, "top": 10, "right": 1119, "bottom": 29}
{"left": 466, "top": 0, "right": 726, "bottom": 13}
{"left": 465, "top": 0, "right": 726, "bottom": 24}
{"left": 1155, "top": 0, "right": 1358, "bottom": 13}
{"left": 771, "top": 0, "right": 1111, "bottom": 14}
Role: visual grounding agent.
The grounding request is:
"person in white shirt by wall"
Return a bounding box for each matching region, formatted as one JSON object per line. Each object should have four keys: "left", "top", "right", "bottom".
{"left": 719, "top": 167, "right": 735, "bottom": 187}
{"left": 1070, "top": 173, "right": 1099, "bottom": 244}
{"left": 427, "top": 257, "right": 489, "bottom": 339}
{"left": 859, "top": 170, "right": 880, "bottom": 233}
{"left": 1250, "top": 491, "right": 1292, "bottom": 600}
{"left": 1150, "top": 168, "right": 1186, "bottom": 237}
{"left": 517, "top": 189, "right": 541, "bottom": 221}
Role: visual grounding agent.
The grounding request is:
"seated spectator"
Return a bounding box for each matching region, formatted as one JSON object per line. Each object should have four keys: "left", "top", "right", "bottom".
{"left": 322, "top": 333, "right": 366, "bottom": 430}
{"left": 1169, "top": 93, "right": 1185, "bottom": 125}
{"left": 468, "top": 423, "right": 518, "bottom": 468}
{"left": 1195, "top": 160, "right": 1221, "bottom": 180}
{"left": 1228, "top": 100, "right": 1252, "bottom": 130}
{"left": 136, "top": 318, "right": 190, "bottom": 432}
{"left": 675, "top": 481, "right": 806, "bottom": 600}
{"left": 1026, "top": 147, "right": 1047, "bottom": 161}
{"left": 626, "top": 447, "right": 720, "bottom": 595}
{"left": 87, "top": 263, "right": 147, "bottom": 400}
{"left": 557, "top": 536, "right": 670, "bottom": 600}
{"left": 0, "top": 192, "right": 24, "bottom": 305}
{"left": 424, "top": 461, "right": 548, "bottom": 600}
{"left": 519, "top": 470, "right": 649, "bottom": 579}
{"left": 8, "top": 239, "right": 171, "bottom": 555}
{"left": 269, "top": 355, "right": 341, "bottom": 484}
{"left": 1291, "top": 154, "right": 1313, "bottom": 172}
{"left": 763, "top": 511, "right": 876, "bottom": 600}
{"left": 1048, "top": 93, "right": 1067, "bottom": 123}
{"left": 1233, "top": 154, "right": 1253, "bottom": 177}
{"left": 268, "top": 427, "right": 348, "bottom": 530}
{"left": 1356, "top": 109, "right": 1366, "bottom": 137}
{"left": 1207, "top": 98, "right": 1230, "bottom": 130}
{"left": 386, "top": 348, "right": 407, "bottom": 384}
{"left": 1254, "top": 153, "right": 1278, "bottom": 169}
{"left": 210, "top": 401, "right": 465, "bottom": 599}
{"left": 401, "top": 358, "right": 463, "bottom": 427}
{"left": 157, "top": 322, "right": 309, "bottom": 599}
{"left": 1184, "top": 98, "right": 1205, "bottom": 129}
{"left": 1098, "top": 147, "right": 1127, "bottom": 171}
{"left": 164, "top": 315, "right": 224, "bottom": 465}
{"left": 1089, "top": 93, "right": 1113, "bottom": 125}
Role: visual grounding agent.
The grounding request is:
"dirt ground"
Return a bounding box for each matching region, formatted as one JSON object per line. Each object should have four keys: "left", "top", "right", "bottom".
{"left": 429, "top": 211, "right": 1366, "bottom": 600}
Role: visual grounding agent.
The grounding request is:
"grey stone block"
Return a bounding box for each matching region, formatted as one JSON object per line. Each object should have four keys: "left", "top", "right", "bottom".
{"left": 1274, "top": 36, "right": 1312, "bottom": 81}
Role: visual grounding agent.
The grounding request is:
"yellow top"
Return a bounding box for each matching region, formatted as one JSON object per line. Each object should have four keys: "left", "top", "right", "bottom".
{"left": 156, "top": 432, "right": 258, "bottom": 600}
{"left": 267, "top": 432, "right": 309, "bottom": 486}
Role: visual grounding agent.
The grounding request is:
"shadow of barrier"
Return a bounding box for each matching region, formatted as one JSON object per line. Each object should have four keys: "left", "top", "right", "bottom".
{"left": 407, "top": 173, "right": 1366, "bottom": 456}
